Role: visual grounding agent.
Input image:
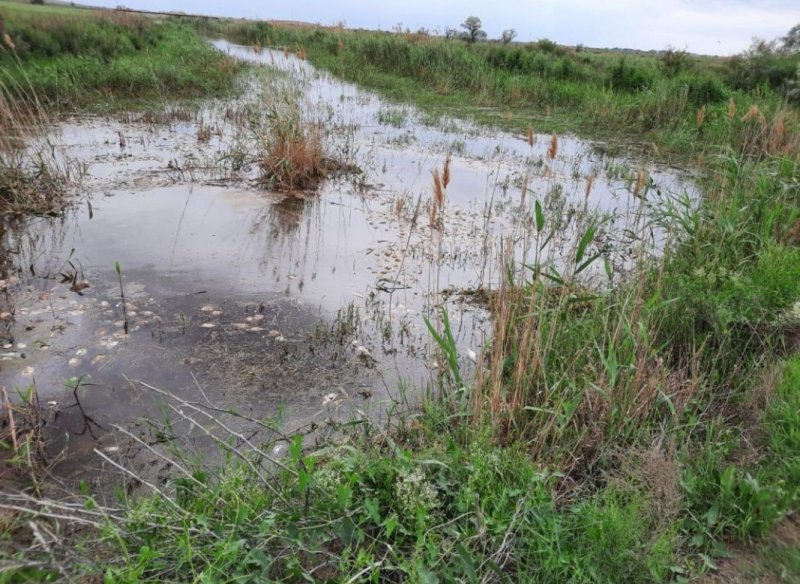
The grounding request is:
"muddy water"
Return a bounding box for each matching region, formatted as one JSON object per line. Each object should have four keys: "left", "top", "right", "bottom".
{"left": 0, "top": 41, "right": 697, "bottom": 489}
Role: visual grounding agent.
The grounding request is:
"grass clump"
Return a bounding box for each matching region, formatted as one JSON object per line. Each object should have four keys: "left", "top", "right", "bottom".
{"left": 258, "top": 112, "right": 327, "bottom": 191}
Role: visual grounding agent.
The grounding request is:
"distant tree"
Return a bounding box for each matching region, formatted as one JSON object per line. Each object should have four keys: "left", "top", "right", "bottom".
{"left": 444, "top": 27, "right": 458, "bottom": 41}
{"left": 461, "top": 16, "right": 486, "bottom": 43}
{"left": 500, "top": 29, "right": 517, "bottom": 45}
{"left": 30, "top": 0, "right": 45, "bottom": 4}
{"left": 782, "top": 23, "right": 800, "bottom": 53}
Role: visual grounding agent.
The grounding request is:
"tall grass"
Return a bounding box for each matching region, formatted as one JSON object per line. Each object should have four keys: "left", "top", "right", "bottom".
{"left": 0, "top": 5, "right": 243, "bottom": 108}
{"left": 0, "top": 68, "right": 65, "bottom": 214}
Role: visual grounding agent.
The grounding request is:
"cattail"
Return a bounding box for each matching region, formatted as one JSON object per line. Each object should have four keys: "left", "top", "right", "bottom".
{"left": 547, "top": 133, "right": 558, "bottom": 160}
{"left": 741, "top": 104, "right": 759, "bottom": 122}
{"left": 727, "top": 98, "right": 736, "bottom": 119}
{"left": 695, "top": 105, "right": 705, "bottom": 128}
{"left": 633, "top": 169, "right": 646, "bottom": 199}
{"left": 432, "top": 169, "right": 444, "bottom": 208}
{"left": 430, "top": 169, "right": 445, "bottom": 228}
{"left": 442, "top": 155, "right": 451, "bottom": 189}
{"left": 3, "top": 33, "right": 14, "bottom": 50}
{"left": 584, "top": 173, "right": 595, "bottom": 201}
{"left": 526, "top": 126, "right": 535, "bottom": 147}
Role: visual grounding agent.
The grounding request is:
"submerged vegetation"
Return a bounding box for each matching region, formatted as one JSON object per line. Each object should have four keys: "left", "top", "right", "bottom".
{"left": 0, "top": 2, "right": 799, "bottom": 582}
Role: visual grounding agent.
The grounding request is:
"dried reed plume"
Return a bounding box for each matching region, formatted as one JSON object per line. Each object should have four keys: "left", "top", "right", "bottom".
{"left": 430, "top": 168, "right": 445, "bottom": 228}
{"left": 741, "top": 104, "right": 760, "bottom": 122}
{"left": 3, "top": 33, "right": 14, "bottom": 51}
{"left": 695, "top": 105, "right": 706, "bottom": 128}
{"left": 633, "top": 169, "right": 647, "bottom": 199}
{"left": 442, "top": 155, "right": 451, "bottom": 189}
{"left": 547, "top": 133, "right": 558, "bottom": 160}
{"left": 727, "top": 98, "right": 737, "bottom": 120}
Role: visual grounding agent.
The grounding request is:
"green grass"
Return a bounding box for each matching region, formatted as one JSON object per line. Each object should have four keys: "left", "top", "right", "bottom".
{"left": 0, "top": 2, "right": 244, "bottom": 107}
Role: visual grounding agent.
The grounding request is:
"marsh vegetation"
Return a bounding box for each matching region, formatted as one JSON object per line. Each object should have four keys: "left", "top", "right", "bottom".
{"left": 0, "top": 2, "right": 798, "bottom": 582}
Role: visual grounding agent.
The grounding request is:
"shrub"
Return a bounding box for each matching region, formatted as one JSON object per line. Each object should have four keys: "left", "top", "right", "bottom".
{"left": 608, "top": 57, "right": 655, "bottom": 92}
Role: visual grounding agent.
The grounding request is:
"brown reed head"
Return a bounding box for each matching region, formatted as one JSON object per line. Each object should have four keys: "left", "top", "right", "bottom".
{"left": 741, "top": 104, "right": 760, "bottom": 122}
{"left": 633, "top": 169, "right": 646, "bottom": 199}
{"left": 727, "top": 98, "right": 736, "bottom": 120}
{"left": 547, "top": 133, "right": 558, "bottom": 160}
{"left": 695, "top": 106, "right": 706, "bottom": 128}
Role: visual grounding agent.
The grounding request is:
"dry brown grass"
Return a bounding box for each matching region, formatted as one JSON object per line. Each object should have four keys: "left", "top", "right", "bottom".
{"left": 736, "top": 107, "right": 800, "bottom": 159}
{"left": 259, "top": 122, "right": 327, "bottom": 191}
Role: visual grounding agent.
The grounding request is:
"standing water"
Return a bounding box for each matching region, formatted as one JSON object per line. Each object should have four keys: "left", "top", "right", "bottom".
{"left": 0, "top": 40, "right": 696, "bottom": 489}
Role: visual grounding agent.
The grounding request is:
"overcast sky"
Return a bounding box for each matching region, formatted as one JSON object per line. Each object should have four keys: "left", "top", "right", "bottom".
{"left": 86, "top": 0, "right": 798, "bottom": 55}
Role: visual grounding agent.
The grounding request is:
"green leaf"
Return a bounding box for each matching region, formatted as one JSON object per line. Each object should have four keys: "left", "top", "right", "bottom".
{"left": 534, "top": 200, "right": 545, "bottom": 232}
{"left": 455, "top": 543, "right": 476, "bottom": 580}
{"left": 383, "top": 514, "right": 398, "bottom": 537}
{"left": 364, "top": 497, "right": 381, "bottom": 524}
{"left": 575, "top": 222, "right": 597, "bottom": 264}
{"left": 417, "top": 564, "right": 439, "bottom": 584}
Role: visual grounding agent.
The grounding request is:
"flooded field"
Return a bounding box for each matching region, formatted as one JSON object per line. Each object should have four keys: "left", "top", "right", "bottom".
{"left": 0, "top": 41, "right": 696, "bottom": 491}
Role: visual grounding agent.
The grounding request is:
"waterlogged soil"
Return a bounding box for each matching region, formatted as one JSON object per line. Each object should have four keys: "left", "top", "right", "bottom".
{"left": 0, "top": 41, "right": 697, "bottom": 492}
